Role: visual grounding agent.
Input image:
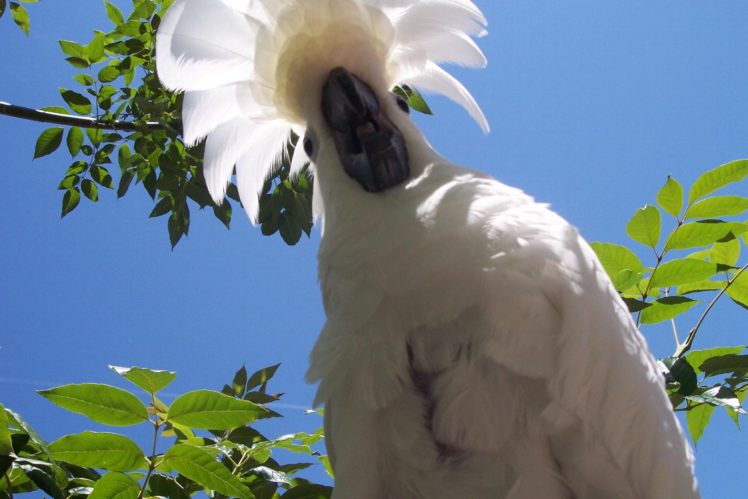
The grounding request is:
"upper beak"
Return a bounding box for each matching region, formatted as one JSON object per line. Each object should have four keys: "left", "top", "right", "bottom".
{"left": 321, "top": 67, "right": 409, "bottom": 193}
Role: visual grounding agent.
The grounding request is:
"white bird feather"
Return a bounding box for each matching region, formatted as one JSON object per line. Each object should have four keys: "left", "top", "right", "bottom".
{"left": 157, "top": 1, "right": 700, "bottom": 497}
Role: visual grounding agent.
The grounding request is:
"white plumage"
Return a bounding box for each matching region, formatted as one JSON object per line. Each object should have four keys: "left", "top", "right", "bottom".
{"left": 157, "top": 1, "right": 700, "bottom": 497}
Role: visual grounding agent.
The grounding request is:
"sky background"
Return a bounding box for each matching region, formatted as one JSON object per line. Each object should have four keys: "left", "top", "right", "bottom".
{"left": 1, "top": 1, "right": 747, "bottom": 497}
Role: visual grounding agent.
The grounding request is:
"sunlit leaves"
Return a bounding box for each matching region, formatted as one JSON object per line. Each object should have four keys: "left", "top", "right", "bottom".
{"left": 686, "top": 195, "right": 748, "bottom": 219}
{"left": 161, "top": 445, "right": 253, "bottom": 499}
{"left": 59, "top": 89, "right": 92, "bottom": 115}
{"left": 667, "top": 221, "right": 747, "bottom": 251}
{"left": 688, "top": 159, "right": 748, "bottom": 205}
{"left": 639, "top": 296, "right": 699, "bottom": 324}
{"left": 89, "top": 472, "right": 139, "bottom": 499}
{"left": 589, "top": 242, "right": 645, "bottom": 292}
{"left": 49, "top": 432, "right": 147, "bottom": 471}
{"left": 10, "top": 1, "right": 30, "bottom": 35}
{"left": 33, "top": 127, "right": 64, "bottom": 159}
{"left": 104, "top": 0, "right": 125, "bottom": 26}
{"left": 686, "top": 346, "right": 746, "bottom": 375}
{"left": 109, "top": 365, "right": 176, "bottom": 395}
{"left": 726, "top": 271, "right": 748, "bottom": 309}
{"left": 2, "top": 363, "right": 330, "bottom": 498}
{"left": 61, "top": 188, "right": 80, "bottom": 218}
{"left": 649, "top": 259, "right": 717, "bottom": 288}
{"left": 686, "top": 402, "right": 715, "bottom": 446}
{"left": 166, "top": 390, "right": 267, "bottom": 430}
{"left": 657, "top": 176, "right": 683, "bottom": 218}
{"left": 393, "top": 84, "right": 433, "bottom": 115}
{"left": 626, "top": 205, "right": 661, "bottom": 248}
{"left": 38, "top": 384, "right": 148, "bottom": 426}
{"left": 66, "top": 127, "right": 83, "bottom": 156}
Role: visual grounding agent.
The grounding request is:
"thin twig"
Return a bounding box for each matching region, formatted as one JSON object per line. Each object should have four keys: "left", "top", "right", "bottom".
{"left": 0, "top": 101, "right": 166, "bottom": 131}
{"left": 676, "top": 263, "right": 748, "bottom": 358}
{"left": 138, "top": 394, "right": 162, "bottom": 499}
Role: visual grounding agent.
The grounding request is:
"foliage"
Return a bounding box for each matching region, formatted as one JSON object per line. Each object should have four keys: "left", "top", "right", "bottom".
{"left": 591, "top": 159, "right": 748, "bottom": 444}
{"left": 10, "top": 0, "right": 432, "bottom": 248}
{"left": 0, "top": 365, "right": 332, "bottom": 498}
{"left": 0, "top": 0, "right": 35, "bottom": 35}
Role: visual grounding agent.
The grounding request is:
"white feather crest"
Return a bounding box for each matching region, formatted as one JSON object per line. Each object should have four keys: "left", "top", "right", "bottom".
{"left": 157, "top": 0, "right": 489, "bottom": 220}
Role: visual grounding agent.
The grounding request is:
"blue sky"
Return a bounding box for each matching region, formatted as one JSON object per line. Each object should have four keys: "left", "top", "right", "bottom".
{"left": 1, "top": 1, "right": 747, "bottom": 496}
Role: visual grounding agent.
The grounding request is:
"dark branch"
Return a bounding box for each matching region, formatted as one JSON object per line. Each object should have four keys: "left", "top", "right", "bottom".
{"left": 0, "top": 101, "right": 171, "bottom": 132}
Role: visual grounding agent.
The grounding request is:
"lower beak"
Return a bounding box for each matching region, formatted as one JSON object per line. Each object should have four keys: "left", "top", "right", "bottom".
{"left": 321, "top": 67, "right": 410, "bottom": 193}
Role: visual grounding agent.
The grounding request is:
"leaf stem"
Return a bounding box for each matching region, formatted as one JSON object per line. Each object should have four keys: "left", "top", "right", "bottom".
{"left": 676, "top": 263, "right": 748, "bottom": 358}
{"left": 138, "top": 396, "right": 161, "bottom": 499}
{"left": 0, "top": 101, "right": 167, "bottom": 131}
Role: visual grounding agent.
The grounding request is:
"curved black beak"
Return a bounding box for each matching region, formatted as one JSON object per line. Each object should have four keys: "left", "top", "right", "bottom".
{"left": 321, "top": 67, "right": 409, "bottom": 193}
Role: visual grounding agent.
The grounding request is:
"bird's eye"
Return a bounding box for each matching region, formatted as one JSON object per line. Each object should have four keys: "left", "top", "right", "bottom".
{"left": 303, "top": 135, "right": 314, "bottom": 157}
{"left": 395, "top": 94, "right": 410, "bottom": 114}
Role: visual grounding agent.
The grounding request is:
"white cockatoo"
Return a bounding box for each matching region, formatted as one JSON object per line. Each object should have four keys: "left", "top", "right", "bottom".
{"left": 156, "top": 1, "right": 700, "bottom": 497}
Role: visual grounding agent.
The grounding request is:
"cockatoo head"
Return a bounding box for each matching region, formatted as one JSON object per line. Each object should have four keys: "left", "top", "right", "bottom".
{"left": 157, "top": 0, "right": 489, "bottom": 222}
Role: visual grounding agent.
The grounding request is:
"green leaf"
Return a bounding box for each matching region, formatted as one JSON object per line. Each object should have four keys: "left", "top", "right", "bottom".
{"left": 727, "top": 271, "right": 748, "bottom": 309}
{"left": 688, "top": 159, "right": 748, "bottom": 205}
{"left": 649, "top": 258, "right": 717, "bottom": 288}
{"left": 589, "top": 242, "right": 645, "bottom": 292}
{"left": 666, "top": 221, "right": 748, "bottom": 250}
{"left": 73, "top": 73, "right": 94, "bottom": 86}
{"left": 686, "top": 402, "right": 715, "bottom": 445}
{"left": 393, "top": 85, "right": 433, "bottom": 115}
{"left": 98, "top": 65, "right": 120, "bottom": 83}
{"left": 66, "top": 127, "right": 83, "bottom": 157}
{"left": 232, "top": 366, "right": 248, "bottom": 397}
{"left": 710, "top": 238, "right": 741, "bottom": 267}
{"left": 639, "top": 296, "right": 699, "bottom": 324}
{"left": 109, "top": 365, "right": 176, "bottom": 395}
{"left": 0, "top": 0, "right": 6, "bottom": 18}
{"left": 149, "top": 197, "right": 173, "bottom": 218}
{"left": 661, "top": 357, "right": 697, "bottom": 396}
{"left": 166, "top": 390, "right": 267, "bottom": 430}
{"left": 626, "top": 205, "right": 661, "bottom": 248}
{"left": 4, "top": 408, "right": 52, "bottom": 459}
{"left": 656, "top": 176, "right": 683, "bottom": 218}
{"left": 677, "top": 279, "right": 725, "bottom": 295}
{"left": 86, "top": 34, "right": 107, "bottom": 64}
{"left": 104, "top": 0, "right": 125, "bottom": 25}
{"left": 703, "top": 353, "right": 748, "bottom": 375}
{"left": 89, "top": 472, "right": 140, "bottom": 499}
{"left": 40, "top": 106, "right": 70, "bottom": 115}
{"left": 82, "top": 179, "right": 99, "bottom": 202}
{"left": 90, "top": 165, "right": 114, "bottom": 188}
{"left": 10, "top": 2, "right": 30, "bottom": 35}
{"left": 686, "top": 195, "right": 748, "bottom": 219}
{"left": 18, "top": 463, "right": 65, "bottom": 499}
{"left": 146, "top": 473, "right": 190, "bottom": 499}
{"left": 687, "top": 348, "right": 747, "bottom": 375}
{"left": 247, "top": 364, "right": 281, "bottom": 391}
{"left": 687, "top": 386, "right": 748, "bottom": 415}
{"left": 622, "top": 297, "right": 651, "bottom": 313}
{"left": 49, "top": 432, "right": 147, "bottom": 471}
{"left": 0, "top": 404, "right": 12, "bottom": 455}
{"left": 38, "top": 383, "right": 148, "bottom": 426}
{"left": 33, "top": 127, "right": 63, "bottom": 159}
{"left": 60, "top": 88, "right": 92, "bottom": 115}
{"left": 58, "top": 40, "right": 86, "bottom": 59}
{"left": 161, "top": 444, "right": 253, "bottom": 499}
{"left": 61, "top": 188, "right": 81, "bottom": 218}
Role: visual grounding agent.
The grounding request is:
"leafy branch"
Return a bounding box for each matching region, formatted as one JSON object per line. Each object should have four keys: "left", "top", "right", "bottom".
{"left": 0, "top": 365, "right": 333, "bottom": 498}
{"left": 592, "top": 159, "right": 748, "bottom": 444}
{"left": 0, "top": 101, "right": 166, "bottom": 131}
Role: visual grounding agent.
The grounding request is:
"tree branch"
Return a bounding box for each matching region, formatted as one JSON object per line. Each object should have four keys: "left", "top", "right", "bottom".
{"left": 676, "top": 263, "right": 748, "bottom": 358}
{"left": 0, "top": 101, "right": 169, "bottom": 131}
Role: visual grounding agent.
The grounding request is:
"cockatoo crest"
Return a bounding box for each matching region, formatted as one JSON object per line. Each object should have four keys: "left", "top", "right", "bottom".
{"left": 157, "top": 0, "right": 489, "bottom": 222}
